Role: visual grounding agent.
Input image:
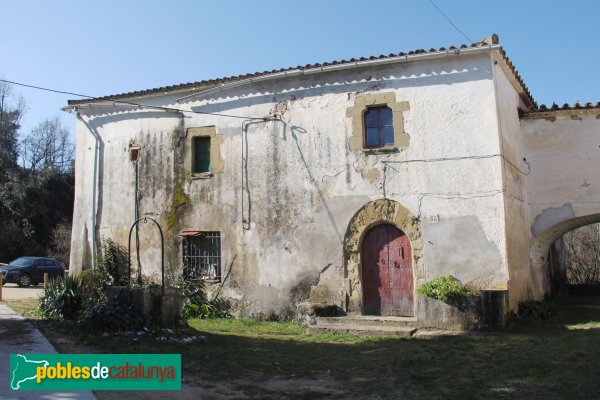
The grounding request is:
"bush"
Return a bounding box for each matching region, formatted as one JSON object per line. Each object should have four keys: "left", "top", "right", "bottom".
{"left": 38, "top": 274, "right": 84, "bottom": 320}
{"left": 418, "top": 275, "right": 473, "bottom": 302}
{"left": 179, "top": 280, "right": 230, "bottom": 319}
{"left": 79, "top": 269, "right": 108, "bottom": 312}
{"left": 180, "top": 279, "right": 207, "bottom": 318}
{"left": 166, "top": 263, "right": 230, "bottom": 319}
{"left": 97, "top": 238, "right": 128, "bottom": 286}
{"left": 39, "top": 271, "right": 109, "bottom": 321}
{"left": 82, "top": 293, "right": 145, "bottom": 332}
{"left": 186, "top": 300, "right": 231, "bottom": 319}
{"left": 518, "top": 300, "right": 557, "bottom": 320}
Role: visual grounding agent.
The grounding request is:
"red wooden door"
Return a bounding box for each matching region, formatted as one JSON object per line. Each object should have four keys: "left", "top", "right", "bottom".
{"left": 361, "top": 224, "right": 413, "bottom": 316}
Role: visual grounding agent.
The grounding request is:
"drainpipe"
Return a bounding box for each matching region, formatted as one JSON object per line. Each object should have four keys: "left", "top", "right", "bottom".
{"left": 129, "top": 142, "right": 142, "bottom": 284}
{"left": 76, "top": 112, "right": 100, "bottom": 270}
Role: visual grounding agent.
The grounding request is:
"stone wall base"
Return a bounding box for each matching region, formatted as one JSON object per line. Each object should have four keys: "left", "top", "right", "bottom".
{"left": 106, "top": 287, "right": 183, "bottom": 326}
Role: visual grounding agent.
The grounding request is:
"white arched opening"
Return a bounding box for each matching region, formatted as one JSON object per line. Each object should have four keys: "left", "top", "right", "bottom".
{"left": 530, "top": 213, "right": 600, "bottom": 298}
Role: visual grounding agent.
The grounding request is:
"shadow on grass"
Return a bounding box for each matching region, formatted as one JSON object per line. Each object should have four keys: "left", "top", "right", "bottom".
{"left": 11, "top": 296, "right": 600, "bottom": 400}
{"left": 77, "top": 298, "right": 600, "bottom": 399}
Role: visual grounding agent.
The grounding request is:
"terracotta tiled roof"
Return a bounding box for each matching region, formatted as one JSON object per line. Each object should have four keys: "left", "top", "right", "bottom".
{"left": 68, "top": 34, "right": 535, "bottom": 106}
{"left": 528, "top": 102, "right": 600, "bottom": 113}
{"left": 496, "top": 48, "right": 535, "bottom": 107}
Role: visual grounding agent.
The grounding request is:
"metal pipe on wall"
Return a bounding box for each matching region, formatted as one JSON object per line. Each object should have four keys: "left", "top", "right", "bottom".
{"left": 76, "top": 112, "right": 100, "bottom": 270}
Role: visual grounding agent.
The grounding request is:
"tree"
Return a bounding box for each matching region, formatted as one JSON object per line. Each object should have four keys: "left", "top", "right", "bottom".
{"left": 0, "top": 80, "right": 27, "bottom": 262}
{"left": 0, "top": 80, "right": 75, "bottom": 263}
{"left": 49, "top": 222, "right": 72, "bottom": 267}
{"left": 564, "top": 224, "right": 600, "bottom": 285}
{"left": 20, "top": 117, "right": 74, "bottom": 173}
{"left": 0, "top": 79, "right": 24, "bottom": 177}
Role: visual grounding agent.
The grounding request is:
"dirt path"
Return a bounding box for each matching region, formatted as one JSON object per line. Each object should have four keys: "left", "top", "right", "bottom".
{"left": 1, "top": 284, "right": 44, "bottom": 300}
{"left": 40, "top": 326, "right": 246, "bottom": 400}
{"left": 0, "top": 304, "right": 96, "bottom": 400}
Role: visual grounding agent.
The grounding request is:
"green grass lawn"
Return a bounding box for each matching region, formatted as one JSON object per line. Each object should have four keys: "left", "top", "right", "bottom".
{"left": 6, "top": 296, "right": 600, "bottom": 399}
{"left": 2, "top": 297, "right": 39, "bottom": 318}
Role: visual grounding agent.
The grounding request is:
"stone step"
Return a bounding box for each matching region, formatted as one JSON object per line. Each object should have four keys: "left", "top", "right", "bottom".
{"left": 316, "top": 315, "right": 417, "bottom": 328}
{"left": 308, "top": 323, "right": 417, "bottom": 337}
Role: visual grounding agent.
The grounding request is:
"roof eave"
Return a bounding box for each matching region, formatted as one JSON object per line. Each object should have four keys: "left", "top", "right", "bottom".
{"left": 68, "top": 44, "right": 523, "bottom": 109}
{"left": 176, "top": 45, "right": 505, "bottom": 103}
{"left": 521, "top": 102, "right": 600, "bottom": 119}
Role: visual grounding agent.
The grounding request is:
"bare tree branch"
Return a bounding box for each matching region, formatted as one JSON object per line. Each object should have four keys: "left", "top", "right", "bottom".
{"left": 565, "top": 224, "right": 600, "bottom": 284}
{"left": 20, "top": 116, "right": 74, "bottom": 173}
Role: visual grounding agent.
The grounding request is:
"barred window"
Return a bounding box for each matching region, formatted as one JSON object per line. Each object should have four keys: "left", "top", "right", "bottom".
{"left": 182, "top": 232, "right": 221, "bottom": 281}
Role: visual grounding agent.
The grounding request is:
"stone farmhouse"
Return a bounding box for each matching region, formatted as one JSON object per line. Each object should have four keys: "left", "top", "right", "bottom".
{"left": 64, "top": 34, "right": 600, "bottom": 328}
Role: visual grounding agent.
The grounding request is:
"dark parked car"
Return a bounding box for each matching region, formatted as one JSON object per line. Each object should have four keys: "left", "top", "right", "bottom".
{"left": 0, "top": 257, "right": 65, "bottom": 287}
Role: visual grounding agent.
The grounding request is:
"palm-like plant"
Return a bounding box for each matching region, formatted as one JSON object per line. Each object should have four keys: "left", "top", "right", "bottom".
{"left": 38, "top": 274, "right": 83, "bottom": 320}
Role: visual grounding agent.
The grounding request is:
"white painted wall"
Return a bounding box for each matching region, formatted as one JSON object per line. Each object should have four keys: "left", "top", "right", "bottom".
{"left": 524, "top": 114, "right": 600, "bottom": 227}
{"left": 70, "top": 52, "right": 513, "bottom": 317}
{"left": 492, "top": 56, "right": 533, "bottom": 308}
{"left": 522, "top": 112, "right": 600, "bottom": 297}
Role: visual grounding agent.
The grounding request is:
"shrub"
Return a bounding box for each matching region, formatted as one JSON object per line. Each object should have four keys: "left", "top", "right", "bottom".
{"left": 82, "top": 293, "right": 145, "bottom": 332}
{"left": 79, "top": 269, "right": 108, "bottom": 312}
{"left": 195, "top": 301, "right": 231, "bottom": 319}
{"left": 97, "top": 238, "right": 128, "bottom": 286}
{"left": 39, "top": 271, "right": 110, "bottom": 321}
{"left": 518, "top": 300, "right": 557, "bottom": 320}
{"left": 179, "top": 280, "right": 230, "bottom": 319}
{"left": 38, "top": 274, "right": 84, "bottom": 320}
{"left": 166, "top": 263, "right": 231, "bottom": 319}
{"left": 180, "top": 280, "right": 207, "bottom": 318}
{"left": 417, "top": 275, "right": 472, "bottom": 302}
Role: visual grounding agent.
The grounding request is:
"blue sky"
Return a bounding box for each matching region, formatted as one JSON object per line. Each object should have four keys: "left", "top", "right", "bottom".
{"left": 2, "top": 0, "right": 599, "bottom": 137}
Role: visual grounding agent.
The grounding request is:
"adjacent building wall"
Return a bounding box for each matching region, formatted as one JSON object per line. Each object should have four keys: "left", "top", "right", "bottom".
{"left": 522, "top": 112, "right": 600, "bottom": 297}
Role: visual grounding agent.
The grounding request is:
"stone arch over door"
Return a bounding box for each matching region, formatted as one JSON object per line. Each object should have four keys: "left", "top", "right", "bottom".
{"left": 343, "top": 199, "right": 423, "bottom": 313}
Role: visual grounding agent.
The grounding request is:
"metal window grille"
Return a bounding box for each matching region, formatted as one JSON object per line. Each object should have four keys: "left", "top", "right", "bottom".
{"left": 182, "top": 232, "right": 221, "bottom": 281}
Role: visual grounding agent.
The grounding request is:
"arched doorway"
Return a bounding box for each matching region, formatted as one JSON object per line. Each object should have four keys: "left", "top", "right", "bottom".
{"left": 530, "top": 213, "right": 600, "bottom": 298}
{"left": 343, "top": 198, "right": 423, "bottom": 314}
{"left": 361, "top": 224, "right": 414, "bottom": 316}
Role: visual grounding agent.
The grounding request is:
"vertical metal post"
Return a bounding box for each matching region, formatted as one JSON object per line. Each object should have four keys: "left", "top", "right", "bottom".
{"left": 0, "top": 274, "right": 3, "bottom": 301}
{"left": 134, "top": 159, "right": 142, "bottom": 285}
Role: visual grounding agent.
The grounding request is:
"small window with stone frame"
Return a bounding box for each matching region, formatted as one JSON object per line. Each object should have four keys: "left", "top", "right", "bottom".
{"left": 364, "top": 106, "right": 394, "bottom": 148}
{"left": 192, "top": 136, "right": 211, "bottom": 174}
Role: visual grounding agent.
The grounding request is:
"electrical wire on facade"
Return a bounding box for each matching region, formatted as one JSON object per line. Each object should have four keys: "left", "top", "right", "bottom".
{"left": 382, "top": 154, "right": 530, "bottom": 176}
{"left": 9, "top": 80, "right": 597, "bottom": 215}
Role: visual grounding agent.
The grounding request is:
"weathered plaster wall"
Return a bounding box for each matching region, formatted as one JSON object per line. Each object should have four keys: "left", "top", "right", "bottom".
{"left": 492, "top": 57, "right": 532, "bottom": 310}
{"left": 70, "top": 53, "right": 509, "bottom": 318}
{"left": 70, "top": 111, "right": 185, "bottom": 281}
{"left": 70, "top": 117, "right": 96, "bottom": 270}
{"left": 522, "top": 112, "right": 600, "bottom": 298}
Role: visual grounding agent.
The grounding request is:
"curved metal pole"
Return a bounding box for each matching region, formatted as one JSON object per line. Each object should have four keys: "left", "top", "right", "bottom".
{"left": 127, "top": 216, "right": 165, "bottom": 294}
